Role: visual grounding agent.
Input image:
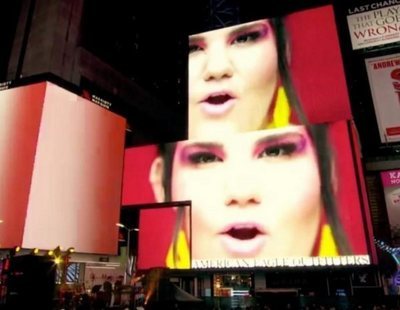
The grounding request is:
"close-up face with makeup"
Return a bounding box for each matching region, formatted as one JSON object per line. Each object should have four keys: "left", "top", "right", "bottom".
{"left": 170, "top": 126, "right": 322, "bottom": 260}
{"left": 188, "top": 19, "right": 279, "bottom": 139}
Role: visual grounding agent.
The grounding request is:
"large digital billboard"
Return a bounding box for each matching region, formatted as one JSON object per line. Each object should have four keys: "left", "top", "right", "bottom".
{"left": 188, "top": 5, "right": 352, "bottom": 140}
{"left": 124, "top": 121, "right": 370, "bottom": 270}
{"left": 122, "top": 5, "right": 374, "bottom": 270}
{"left": 0, "top": 82, "right": 126, "bottom": 254}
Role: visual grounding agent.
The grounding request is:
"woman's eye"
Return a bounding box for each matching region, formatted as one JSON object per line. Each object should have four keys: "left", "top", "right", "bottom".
{"left": 189, "top": 44, "right": 203, "bottom": 54}
{"left": 232, "top": 31, "right": 261, "bottom": 44}
{"left": 188, "top": 152, "right": 222, "bottom": 164}
{"left": 259, "top": 143, "right": 297, "bottom": 158}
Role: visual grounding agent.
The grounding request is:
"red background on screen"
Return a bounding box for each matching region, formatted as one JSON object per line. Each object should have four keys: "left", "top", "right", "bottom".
{"left": 286, "top": 5, "right": 352, "bottom": 124}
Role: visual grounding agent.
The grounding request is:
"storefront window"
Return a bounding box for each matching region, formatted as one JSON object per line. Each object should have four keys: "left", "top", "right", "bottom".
{"left": 213, "top": 274, "right": 252, "bottom": 297}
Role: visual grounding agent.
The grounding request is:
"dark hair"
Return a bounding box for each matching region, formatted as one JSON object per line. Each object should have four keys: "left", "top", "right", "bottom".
{"left": 158, "top": 17, "right": 351, "bottom": 264}
{"left": 271, "top": 17, "right": 351, "bottom": 255}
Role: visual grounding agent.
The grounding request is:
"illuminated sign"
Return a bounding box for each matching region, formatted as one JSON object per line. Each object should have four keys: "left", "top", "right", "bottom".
{"left": 347, "top": 2, "right": 400, "bottom": 50}
{"left": 365, "top": 54, "right": 400, "bottom": 143}
{"left": 192, "top": 255, "right": 371, "bottom": 269}
{"left": 123, "top": 5, "right": 373, "bottom": 270}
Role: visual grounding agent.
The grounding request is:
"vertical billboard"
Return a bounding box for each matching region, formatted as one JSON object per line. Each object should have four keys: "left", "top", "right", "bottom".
{"left": 380, "top": 169, "right": 400, "bottom": 246}
{"left": 365, "top": 53, "right": 400, "bottom": 143}
{"left": 122, "top": 5, "right": 373, "bottom": 270}
{"left": 0, "top": 83, "right": 45, "bottom": 248}
{"left": 0, "top": 82, "right": 126, "bottom": 254}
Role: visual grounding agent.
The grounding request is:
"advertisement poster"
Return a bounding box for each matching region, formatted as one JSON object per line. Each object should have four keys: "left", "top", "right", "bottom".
{"left": 381, "top": 169, "right": 400, "bottom": 246}
{"left": 347, "top": 2, "right": 400, "bottom": 50}
{"left": 365, "top": 53, "right": 400, "bottom": 143}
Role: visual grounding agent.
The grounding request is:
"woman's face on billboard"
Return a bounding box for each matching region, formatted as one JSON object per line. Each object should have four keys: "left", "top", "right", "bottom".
{"left": 188, "top": 19, "right": 279, "bottom": 139}
{"left": 171, "top": 126, "right": 322, "bottom": 260}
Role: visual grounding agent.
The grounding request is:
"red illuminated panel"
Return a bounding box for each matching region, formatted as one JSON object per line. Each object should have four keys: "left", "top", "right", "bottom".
{"left": 0, "top": 84, "right": 46, "bottom": 248}
{"left": 22, "top": 83, "right": 126, "bottom": 254}
{"left": 286, "top": 5, "right": 352, "bottom": 123}
{"left": 137, "top": 207, "right": 177, "bottom": 269}
{"left": 122, "top": 146, "right": 158, "bottom": 205}
{"left": 386, "top": 126, "right": 400, "bottom": 136}
{"left": 329, "top": 121, "right": 368, "bottom": 255}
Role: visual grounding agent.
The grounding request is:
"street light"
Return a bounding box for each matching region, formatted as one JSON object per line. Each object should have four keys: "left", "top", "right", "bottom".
{"left": 116, "top": 223, "right": 138, "bottom": 284}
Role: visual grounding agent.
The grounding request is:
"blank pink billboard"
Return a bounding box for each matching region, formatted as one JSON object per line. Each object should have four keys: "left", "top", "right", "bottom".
{"left": 0, "top": 82, "right": 126, "bottom": 254}
{"left": 0, "top": 84, "right": 46, "bottom": 248}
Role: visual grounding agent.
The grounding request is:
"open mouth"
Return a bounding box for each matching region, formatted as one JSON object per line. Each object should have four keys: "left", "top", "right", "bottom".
{"left": 199, "top": 92, "right": 236, "bottom": 116}
{"left": 219, "top": 224, "right": 266, "bottom": 256}
{"left": 206, "top": 94, "right": 233, "bottom": 105}
{"left": 225, "top": 227, "right": 263, "bottom": 240}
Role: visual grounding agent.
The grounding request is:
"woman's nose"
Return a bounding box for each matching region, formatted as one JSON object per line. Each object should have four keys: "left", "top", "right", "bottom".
{"left": 224, "top": 174, "right": 261, "bottom": 208}
{"left": 203, "top": 46, "right": 233, "bottom": 81}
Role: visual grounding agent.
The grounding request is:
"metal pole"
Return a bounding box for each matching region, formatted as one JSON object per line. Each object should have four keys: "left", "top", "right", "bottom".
{"left": 125, "top": 229, "right": 131, "bottom": 285}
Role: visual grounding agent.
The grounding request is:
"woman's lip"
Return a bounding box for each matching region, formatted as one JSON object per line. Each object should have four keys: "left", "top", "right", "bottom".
{"left": 199, "top": 91, "right": 236, "bottom": 116}
{"left": 218, "top": 223, "right": 267, "bottom": 256}
{"left": 220, "top": 223, "right": 266, "bottom": 235}
{"left": 200, "top": 99, "right": 235, "bottom": 116}
{"left": 219, "top": 234, "right": 266, "bottom": 257}
{"left": 201, "top": 91, "right": 236, "bottom": 103}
